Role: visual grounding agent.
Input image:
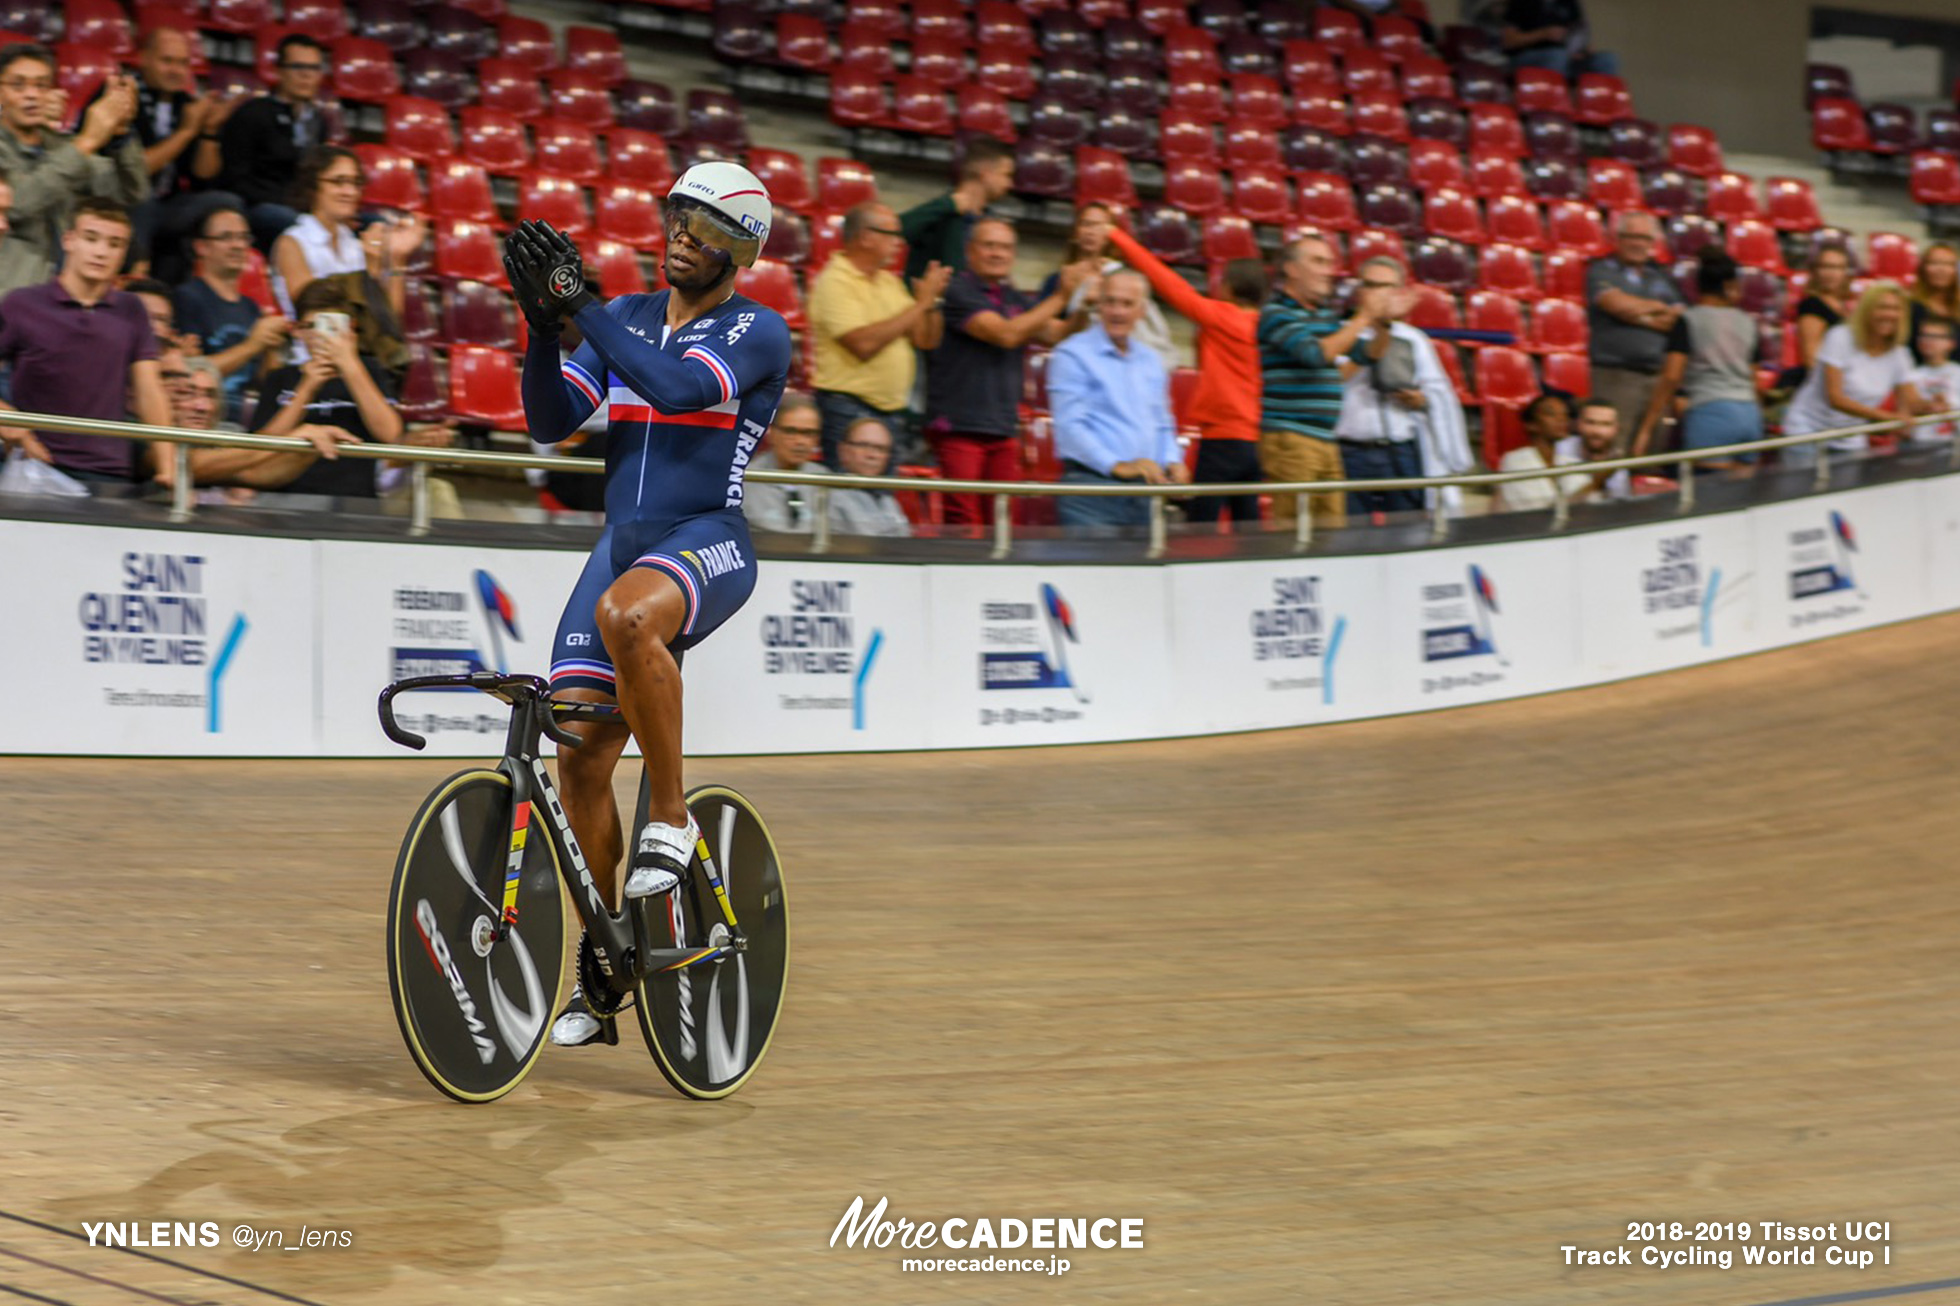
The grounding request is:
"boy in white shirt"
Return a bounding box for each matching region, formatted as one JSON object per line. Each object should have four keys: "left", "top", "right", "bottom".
{"left": 1907, "top": 317, "right": 1960, "bottom": 442}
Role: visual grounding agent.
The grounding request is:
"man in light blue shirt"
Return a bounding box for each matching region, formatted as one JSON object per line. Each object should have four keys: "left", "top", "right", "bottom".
{"left": 1047, "top": 269, "right": 1187, "bottom": 531}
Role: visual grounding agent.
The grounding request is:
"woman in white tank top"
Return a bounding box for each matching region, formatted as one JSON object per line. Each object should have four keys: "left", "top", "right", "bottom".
{"left": 271, "top": 146, "right": 424, "bottom": 323}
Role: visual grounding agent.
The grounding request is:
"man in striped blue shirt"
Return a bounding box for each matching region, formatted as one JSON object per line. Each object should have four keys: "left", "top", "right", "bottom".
{"left": 1258, "top": 235, "right": 1387, "bottom": 528}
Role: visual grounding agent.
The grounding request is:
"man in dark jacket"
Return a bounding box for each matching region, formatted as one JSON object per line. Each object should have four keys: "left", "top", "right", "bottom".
{"left": 217, "top": 33, "right": 328, "bottom": 250}
{"left": 898, "top": 136, "right": 1014, "bottom": 282}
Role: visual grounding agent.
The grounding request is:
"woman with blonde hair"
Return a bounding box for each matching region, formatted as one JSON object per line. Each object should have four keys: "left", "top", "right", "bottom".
{"left": 1781, "top": 280, "right": 1924, "bottom": 464}
{"left": 1908, "top": 241, "right": 1959, "bottom": 363}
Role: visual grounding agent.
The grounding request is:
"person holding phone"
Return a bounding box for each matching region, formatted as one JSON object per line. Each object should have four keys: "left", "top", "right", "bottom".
{"left": 246, "top": 278, "right": 403, "bottom": 498}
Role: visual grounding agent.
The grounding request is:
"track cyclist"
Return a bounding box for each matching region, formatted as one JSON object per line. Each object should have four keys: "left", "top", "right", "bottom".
{"left": 502, "top": 163, "right": 791, "bottom": 1048}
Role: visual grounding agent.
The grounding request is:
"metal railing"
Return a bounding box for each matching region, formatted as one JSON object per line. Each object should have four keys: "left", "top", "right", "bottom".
{"left": 4, "top": 407, "right": 1956, "bottom": 557}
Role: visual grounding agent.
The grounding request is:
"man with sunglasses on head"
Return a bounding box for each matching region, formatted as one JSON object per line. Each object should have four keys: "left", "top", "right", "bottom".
{"left": 217, "top": 34, "right": 328, "bottom": 250}
{"left": 506, "top": 162, "right": 792, "bottom": 1049}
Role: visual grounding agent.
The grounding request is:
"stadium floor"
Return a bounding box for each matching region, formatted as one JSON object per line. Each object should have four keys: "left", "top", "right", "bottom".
{"left": 5, "top": 613, "right": 1959, "bottom": 1305}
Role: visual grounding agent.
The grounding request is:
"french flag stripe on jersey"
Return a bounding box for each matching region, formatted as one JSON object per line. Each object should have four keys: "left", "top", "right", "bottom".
{"left": 683, "top": 346, "right": 738, "bottom": 404}
{"left": 562, "top": 359, "right": 603, "bottom": 406}
{"left": 638, "top": 554, "right": 701, "bottom": 634}
{"left": 611, "top": 403, "right": 739, "bottom": 428}
{"left": 550, "top": 659, "right": 615, "bottom": 683}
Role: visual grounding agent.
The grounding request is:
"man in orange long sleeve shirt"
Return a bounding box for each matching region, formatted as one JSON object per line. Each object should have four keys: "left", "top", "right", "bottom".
{"left": 1106, "top": 224, "right": 1268, "bottom": 528}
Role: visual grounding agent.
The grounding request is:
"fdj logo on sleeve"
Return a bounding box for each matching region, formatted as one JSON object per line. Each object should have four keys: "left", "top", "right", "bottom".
{"left": 978, "top": 584, "right": 1090, "bottom": 724}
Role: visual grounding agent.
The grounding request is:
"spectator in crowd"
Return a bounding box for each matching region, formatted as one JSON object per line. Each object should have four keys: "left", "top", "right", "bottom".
{"left": 1040, "top": 203, "right": 1175, "bottom": 371}
{"left": 246, "top": 278, "right": 404, "bottom": 499}
{"left": 1107, "top": 218, "right": 1265, "bottom": 529}
{"left": 87, "top": 28, "right": 236, "bottom": 278}
{"left": 1494, "top": 0, "right": 1618, "bottom": 77}
{"left": 1258, "top": 234, "right": 1388, "bottom": 529}
{"left": 1781, "top": 282, "right": 1923, "bottom": 467}
{"left": 271, "top": 146, "right": 422, "bottom": 324}
{"left": 171, "top": 354, "right": 352, "bottom": 494}
{"left": 899, "top": 136, "right": 1015, "bottom": 281}
{"left": 744, "top": 392, "right": 828, "bottom": 534}
{"left": 1633, "top": 250, "right": 1763, "bottom": 472}
{"left": 808, "top": 201, "right": 948, "bottom": 467}
{"left": 1559, "top": 398, "right": 1631, "bottom": 501}
{"left": 926, "top": 218, "right": 1091, "bottom": 526}
{"left": 1790, "top": 244, "right": 1855, "bottom": 381}
{"left": 0, "top": 45, "right": 145, "bottom": 280}
{"left": 1907, "top": 316, "right": 1960, "bottom": 442}
{"left": 1047, "top": 269, "right": 1187, "bottom": 532}
{"left": 1586, "top": 210, "right": 1682, "bottom": 450}
{"left": 0, "top": 172, "right": 42, "bottom": 303}
{"left": 125, "top": 277, "right": 192, "bottom": 363}
{"left": 174, "top": 203, "right": 288, "bottom": 423}
{"left": 1494, "top": 393, "right": 1592, "bottom": 512}
{"left": 1907, "top": 242, "right": 1958, "bottom": 364}
{"left": 826, "top": 416, "right": 912, "bottom": 537}
{"left": 1336, "top": 256, "right": 1473, "bottom": 516}
{"left": 218, "top": 34, "right": 329, "bottom": 250}
{"left": 0, "top": 199, "right": 168, "bottom": 486}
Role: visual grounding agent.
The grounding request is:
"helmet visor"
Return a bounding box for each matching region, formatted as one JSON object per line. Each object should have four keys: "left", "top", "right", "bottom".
{"left": 666, "top": 196, "right": 761, "bottom": 268}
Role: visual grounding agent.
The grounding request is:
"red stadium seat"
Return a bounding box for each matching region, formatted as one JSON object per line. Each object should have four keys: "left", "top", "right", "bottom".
{"left": 1525, "top": 297, "right": 1588, "bottom": 355}
{"left": 1423, "top": 186, "right": 1485, "bottom": 245}
{"left": 1667, "top": 123, "right": 1724, "bottom": 178}
{"left": 1702, "top": 171, "right": 1761, "bottom": 225}
{"left": 1407, "top": 283, "right": 1460, "bottom": 330}
{"left": 838, "top": 21, "right": 896, "bottom": 77}
{"left": 1076, "top": 147, "right": 1138, "bottom": 208}
{"left": 478, "top": 58, "right": 544, "bottom": 118}
{"left": 1203, "top": 213, "right": 1259, "bottom": 264}
{"left": 1231, "top": 166, "right": 1290, "bottom": 224}
{"left": 1478, "top": 242, "right": 1542, "bottom": 301}
{"left": 1765, "top": 176, "right": 1823, "bottom": 233}
{"left": 1476, "top": 345, "right": 1538, "bottom": 461}
{"left": 1432, "top": 339, "right": 1473, "bottom": 403}
{"left": 1292, "top": 85, "right": 1352, "bottom": 136}
{"left": 830, "top": 69, "right": 890, "bottom": 129}
{"left": 975, "top": 1, "right": 1035, "bottom": 55}
{"left": 1466, "top": 289, "right": 1524, "bottom": 343}
{"left": 1282, "top": 39, "right": 1338, "bottom": 95}
{"left": 1546, "top": 200, "right": 1609, "bottom": 256}
{"left": 1164, "top": 27, "right": 1221, "bottom": 77}
{"left": 912, "top": 0, "right": 969, "bottom": 44}
{"left": 775, "top": 14, "right": 830, "bottom": 70}
{"left": 1513, "top": 67, "right": 1572, "bottom": 117}
{"left": 1811, "top": 97, "right": 1871, "bottom": 154}
{"left": 1373, "top": 12, "right": 1427, "bottom": 63}
{"left": 1167, "top": 70, "right": 1225, "bottom": 120}
{"left": 584, "top": 239, "right": 650, "bottom": 296}
{"left": 64, "top": 0, "right": 132, "bottom": 54}
{"left": 1401, "top": 55, "right": 1455, "bottom": 102}
{"left": 1912, "top": 150, "right": 1960, "bottom": 208}
{"left": 1231, "top": 73, "right": 1287, "bottom": 130}
{"left": 1138, "top": 0, "right": 1188, "bottom": 35}
{"left": 204, "top": 0, "right": 271, "bottom": 35}
{"left": 443, "top": 279, "right": 517, "bottom": 349}
{"left": 1296, "top": 171, "right": 1360, "bottom": 232}
{"left": 910, "top": 35, "right": 968, "bottom": 89}
{"left": 958, "top": 84, "right": 1018, "bottom": 142}
{"left": 1487, "top": 193, "right": 1546, "bottom": 250}
{"left": 1313, "top": 4, "right": 1365, "bottom": 52}
{"left": 285, "top": 0, "right": 347, "bottom": 42}
{"left": 434, "top": 220, "right": 508, "bottom": 286}
{"left": 1165, "top": 159, "right": 1227, "bottom": 216}
{"left": 497, "top": 14, "right": 557, "bottom": 72}
{"left": 331, "top": 37, "right": 400, "bottom": 103}
{"left": 518, "top": 174, "right": 590, "bottom": 238}
{"left": 398, "top": 342, "right": 448, "bottom": 422}
{"left": 1350, "top": 228, "right": 1408, "bottom": 271}
{"left": 609, "top": 130, "right": 674, "bottom": 190}
{"left": 429, "top": 159, "right": 498, "bottom": 225}
{"left": 975, "top": 42, "right": 1036, "bottom": 99}
{"left": 1341, "top": 48, "right": 1396, "bottom": 97}
{"left": 534, "top": 119, "right": 603, "bottom": 184}
{"left": 399, "top": 276, "right": 439, "bottom": 341}
{"left": 1351, "top": 92, "right": 1410, "bottom": 143}
{"left": 894, "top": 77, "right": 953, "bottom": 136}
{"left": 1161, "top": 109, "right": 1220, "bottom": 163}
{"left": 1467, "top": 103, "right": 1524, "bottom": 158}
{"left": 1409, "top": 139, "right": 1467, "bottom": 193}
{"left": 1573, "top": 73, "right": 1633, "bottom": 127}
{"left": 352, "top": 143, "right": 424, "bottom": 214}
{"left": 1586, "top": 158, "right": 1641, "bottom": 212}
{"left": 1543, "top": 248, "right": 1589, "bottom": 301}
{"left": 746, "top": 148, "right": 812, "bottom": 214}
{"left": 384, "top": 95, "right": 455, "bottom": 163}
{"left": 564, "top": 25, "right": 626, "bottom": 86}
{"left": 594, "top": 182, "right": 662, "bottom": 247}
{"left": 1224, "top": 117, "right": 1282, "bottom": 170}
{"left": 549, "top": 69, "right": 616, "bottom": 128}
{"left": 1727, "top": 219, "right": 1787, "bottom": 274}
{"left": 850, "top": 0, "right": 908, "bottom": 41}
{"left": 1138, "top": 203, "right": 1199, "bottom": 264}
{"left": 458, "top": 106, "right": 529, "bottom": 175}
{"left": 449, "top": 345, "right": 527, "bottom": 429}
{"left": 767, "top": 207, "right": 810, "bottom": 268}
{"left": 817, "top": 157, "right": 879, "bottom": 214}
{"left": 1541, "top": 350, "right": 1590, "bottom": 400}
{"left": 739, "top": 258, "right": 806, "bottom": 330}
{"left": 1468, "top": 151, "right": 1525, "bottom": 199}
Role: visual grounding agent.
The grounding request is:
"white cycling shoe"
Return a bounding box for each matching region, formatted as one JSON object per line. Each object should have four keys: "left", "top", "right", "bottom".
{"left": 549, "top": 987, "right": 609, "bottom": 1047}
{"left": 623, "top": 815, "right": 698, "bottom": 899}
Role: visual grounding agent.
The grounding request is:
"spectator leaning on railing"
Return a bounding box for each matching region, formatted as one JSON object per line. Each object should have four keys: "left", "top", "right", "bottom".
{"left": 825, "top": 416, "right": 912, "bottom": 538}
{"left": 0, "top": 44, "right": 146, "bottom": 283}
{"left": 0, "top": 198, "right": 169, "bottom": 488}
{"left": 1106, "top": 219, "right": 1266, "bottom": 530}
{"left": 1046, "top": 268, "right": 1187, "bottom": 533}
{"left": 1633, "top": 250, "right": 1765, "bottom": 473}
{"left": 744, "top": 391, "right": 829, "bottom": 535}
{"left": 245, "top": 277, "right": 404, "bottom": 499}
{"left": 808, "top": 201, "right": 948, "bottom": 468}
{"left": 174, "top": 203, "right": 289, "bottom": 424}
{"left": 1907, "top": 317, "right": 1960, "bottom": 442}
{"left": 1493, "top": 393, "right": 1592, "bottom": 513}
{"left": 1587, "top": 210, "right": 1682, "bottom": 451}
{"left": 1780, "top": 281, "right": 1924, "bottom": 468}
{"left": 1789, "top": 244, "right": 1854, "bottom": 384}
{"left": 1258, "top": 233, "right": 1390, "bottom": 530}
{"left": 1907, "top": 243, "right": 1958, "bottom": 365}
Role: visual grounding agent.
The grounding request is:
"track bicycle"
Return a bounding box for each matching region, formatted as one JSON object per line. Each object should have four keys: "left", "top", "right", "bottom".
{"left": 377, "top": 670, "right": 790, "bottom": 1104}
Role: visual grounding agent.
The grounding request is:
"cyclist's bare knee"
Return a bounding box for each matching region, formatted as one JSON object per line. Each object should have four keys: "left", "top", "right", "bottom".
{"left": 596, "top": 571, "right": 685, "bottom": 669}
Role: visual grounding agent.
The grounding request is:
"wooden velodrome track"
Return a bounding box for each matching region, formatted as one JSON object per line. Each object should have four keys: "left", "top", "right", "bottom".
{"left": 4, "top": 614, "right": 1959, "bottom": 1306}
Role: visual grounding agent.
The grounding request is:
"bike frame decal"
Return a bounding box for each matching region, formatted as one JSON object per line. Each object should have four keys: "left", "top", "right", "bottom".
{"left": 501, "top": 801, "right": 530, "bottom": 929}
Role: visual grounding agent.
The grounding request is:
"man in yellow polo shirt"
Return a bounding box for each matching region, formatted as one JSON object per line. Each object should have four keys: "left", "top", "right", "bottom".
{"left": 809, "top": 201, "right": 951, "bottom": 466}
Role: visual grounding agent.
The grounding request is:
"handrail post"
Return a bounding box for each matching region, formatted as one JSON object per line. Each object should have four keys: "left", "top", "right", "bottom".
{"left": 810, "top": 484, "right": 832, "bottom": 554}
{"left": 169, "top": 443, "right": 192, "bottom": 523}
{"left": 1812, "top": 441, "right": 1831, "bottom": 492}
{"left": 1293, "top": 492, "right": 1312, "bottom": 551}
{"left": 1147, "top": 493, "right": 1166, "bottom": 558}
{"left": 408, "top": 462, "right": 431, "bottom": 537}
{"left": 1678, "top": 460, "right": 1696, "bottom": 513}
{"left": 1429, "top": 492, "right": 1448, "bottom": 542}
{"left": 1550, "top": 474, "right": 1570, "bottom": 531}
{"left": 990, "top": 493, "right": 1012, "bottom": 559}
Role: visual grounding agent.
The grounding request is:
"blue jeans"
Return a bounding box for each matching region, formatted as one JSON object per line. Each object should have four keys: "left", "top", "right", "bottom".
{"left": 1057, "top": 467, "right": 1149, "bottom": 533}
{"left": 1681, "top": 399, "right": 1762, "bottom": 467}
{"left": 1339, "top": 439, "right": 1425, "bottom": 514}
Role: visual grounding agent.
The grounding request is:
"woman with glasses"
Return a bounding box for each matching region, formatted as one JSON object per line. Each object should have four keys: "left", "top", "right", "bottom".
{"left": 271, "top": 145, "right": 423, "bottom": 323}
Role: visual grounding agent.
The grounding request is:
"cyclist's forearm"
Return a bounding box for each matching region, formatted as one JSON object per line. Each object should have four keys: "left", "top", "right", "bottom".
{"left": 573, "top": 303, "right": 724, "bottom": 412}
{"left": 520, "top": 331, "right": 590, "bottom": 444}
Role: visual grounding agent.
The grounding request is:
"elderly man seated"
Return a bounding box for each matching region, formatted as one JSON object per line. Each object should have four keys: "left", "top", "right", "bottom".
{"left": 744, "top": 391, "right": 829, "bottom": 534}
{"left": 1046, "top": 268, "right": 1188, "bottom": 531}
{"left": 825, "top": 416, "right": 911, "bottom": 537}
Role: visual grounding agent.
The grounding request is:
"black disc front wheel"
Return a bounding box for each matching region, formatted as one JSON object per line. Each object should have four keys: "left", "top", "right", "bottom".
{"left": 635, "top": 784, "right": 790, "bottom": 1099}
{"left": 386, "top": 768, "right": 567, "bottom": 1103}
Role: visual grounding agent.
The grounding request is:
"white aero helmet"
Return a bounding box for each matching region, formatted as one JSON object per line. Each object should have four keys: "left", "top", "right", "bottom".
{"left": 667, "top": 161, "right": 771, "bottom": 268}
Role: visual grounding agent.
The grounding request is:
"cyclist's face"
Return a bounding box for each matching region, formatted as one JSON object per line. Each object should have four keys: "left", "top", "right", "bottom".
{"left": 664, "top": 203, "right": 745, "bottom": 292}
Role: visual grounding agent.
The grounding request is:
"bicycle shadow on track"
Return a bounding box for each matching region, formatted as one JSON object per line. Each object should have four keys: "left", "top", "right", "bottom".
{"left": 39, "top": 1090, "right": 741, "bottom": 1297}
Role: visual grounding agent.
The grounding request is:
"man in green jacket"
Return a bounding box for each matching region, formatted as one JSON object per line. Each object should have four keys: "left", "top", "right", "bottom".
{"left": 899, "top": 137, "right": 1015, "bottom": 281}
{"left": 0, "top": 45, "right": 146, "bottom": 279}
